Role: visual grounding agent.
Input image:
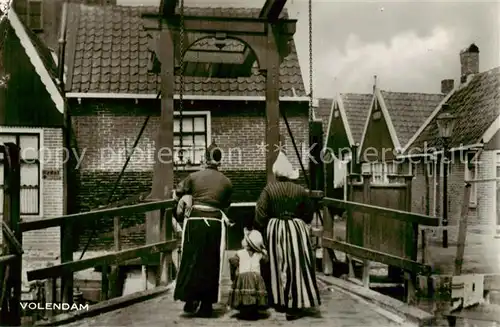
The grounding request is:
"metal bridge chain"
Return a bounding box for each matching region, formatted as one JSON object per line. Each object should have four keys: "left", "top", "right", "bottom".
{"left": 178, "top": 0, "right": 185, "bottom": 164}
{"left": 308, "top": 0, "right": 313, "bottom": 121}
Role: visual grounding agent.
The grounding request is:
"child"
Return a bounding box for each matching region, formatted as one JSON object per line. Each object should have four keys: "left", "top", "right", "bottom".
{"left": 227, "top": 228, "right": 268, "bottom": 318}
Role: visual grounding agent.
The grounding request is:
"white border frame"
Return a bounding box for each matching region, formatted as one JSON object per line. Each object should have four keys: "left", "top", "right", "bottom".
{"left": 0, "top": 126, "right": 44, "bottom": 218}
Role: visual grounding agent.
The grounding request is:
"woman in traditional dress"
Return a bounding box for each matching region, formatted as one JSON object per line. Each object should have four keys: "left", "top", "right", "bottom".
{"left": 253, "top": 151, "right": 321, "bottom": 320}
{"left": 173, "top": 143, "right": 233, "bottom": 317}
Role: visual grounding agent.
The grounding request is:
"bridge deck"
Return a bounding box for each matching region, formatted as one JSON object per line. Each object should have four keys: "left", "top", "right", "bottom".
{"left": 59, "top": 278, "right": 415, "bottom": 327}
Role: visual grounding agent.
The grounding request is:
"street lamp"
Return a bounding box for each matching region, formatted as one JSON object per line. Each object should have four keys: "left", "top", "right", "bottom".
{"left": 436, "top": 107, "right": 457, "bottom": 248}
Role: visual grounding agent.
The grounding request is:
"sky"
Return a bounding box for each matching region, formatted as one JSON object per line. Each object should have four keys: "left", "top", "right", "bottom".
{"left": 127, "top": 0, "right": 500, "bottom": 98}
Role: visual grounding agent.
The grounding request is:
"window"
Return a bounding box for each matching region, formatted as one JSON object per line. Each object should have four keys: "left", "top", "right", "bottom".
{"left": 0, "top": 133, "right": 41, "bottom": 215}
{"left": 28, "top": 0, "right": 43, "bottom": 31}
{"left": 464, "top": 152, "right": 478, "bottom": 206}
{"left": 173, "top": 112, "right": 209, "bottom": 167}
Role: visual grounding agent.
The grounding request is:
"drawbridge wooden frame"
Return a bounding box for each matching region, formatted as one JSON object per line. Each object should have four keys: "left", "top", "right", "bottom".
{"left": 140, "top": 0, "right": 296, "bottom": 284}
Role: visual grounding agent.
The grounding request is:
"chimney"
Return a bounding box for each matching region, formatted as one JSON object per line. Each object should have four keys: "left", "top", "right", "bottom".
{"left": 460, "top": 43, "right": 479, "bottom": 83}
{"left": 441, "top": 79, "right": 454, "bottom": 94}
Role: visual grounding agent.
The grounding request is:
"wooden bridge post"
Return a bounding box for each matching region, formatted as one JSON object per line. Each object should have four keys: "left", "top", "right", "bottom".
{"left": 346, "top": 174, "right": 355, "bottom": 279}
{"left": 404, "top": 175, "right": 417, "bottom": 304}
{"left": 322, "top": 202, "right": 333, "bottom": 275}
{"left": 265, "top": 26, "right": 281, "bottom": 184}
{"left": 0, "top": 143, "right": 22, "bottom": 326}
{"left": 454, "top": 183, "right": 472, "bottom": 276}
{"left": 158, "top": 208, "right": 173, "bottom": 286}
{"left": 108, "top": 216, "right": 123, "bottom": 298}
{"left": 146, "top": 28, "right": 175, "bottom": 287}
{"left": 361, "top": 173, "right": 371, "bottom": 288}
{"left": 60, "top": 221, "right": 73, "bottom": 305}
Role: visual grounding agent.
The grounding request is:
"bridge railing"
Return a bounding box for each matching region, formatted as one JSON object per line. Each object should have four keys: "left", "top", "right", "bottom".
{"left": 320, "top": 173, "right": 440, "bottom": 303}
{"left": 0, "top": 143, "right": 183, "bottom": 326}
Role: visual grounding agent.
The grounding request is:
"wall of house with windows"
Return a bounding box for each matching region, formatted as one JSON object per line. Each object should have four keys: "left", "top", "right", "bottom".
{"left": 411, "top": 153, "right": 474, "bottom": 221}
{"left": 475, "top": 150, "right": 500, "bottom": 228}
{"left": 0, "top": 127, "right": 63, "bottom": 255}
{"left": 70, "top": 101, "right": 309, "bottom": 249}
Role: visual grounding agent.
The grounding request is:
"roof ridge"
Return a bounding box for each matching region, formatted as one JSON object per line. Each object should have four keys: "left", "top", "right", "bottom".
{"left": 380, "top": 90, "right": 444, "bottom": 96}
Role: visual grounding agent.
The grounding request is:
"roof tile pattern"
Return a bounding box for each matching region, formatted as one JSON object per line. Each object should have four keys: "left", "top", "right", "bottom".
{"left": 410, "top": 67, "right": 500, "bottom": 150}
{"left": 381, "top": 91, "right": 445, "bottom": 148}
{"left": 340, "top": 93, "right": 372, "bottom": 144}
{"left": 66, "top": 4, "right": 305, "bottom": 97}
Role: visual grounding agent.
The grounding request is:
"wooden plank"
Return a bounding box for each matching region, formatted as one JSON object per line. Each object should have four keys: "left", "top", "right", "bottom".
{"left": 322, "top": 238, "right": 431, "bottom": 274}
{"left": 184, "top": 50, "right": 245, "bottom": 64}
{"left": 322, "top": 197, "right": 440, "bottom": 226}
{"left": 260, "top": 0, "right": 288, "bottom": 21}
{"left": 102, "top": 191, "right": 150, "bottom": 209}
{"left": 265, "top": 26, "right": 281, "bottom": 183}
{"left": 318, "top": 275, "right": 435, "bottom": 325}
{"left": 20, "top": 199, "right": 175, "bottom": 232}
{"left": 114, "top": 217, "right": 121, "bottom": 251}
{"left": 446, "top": 304, "right": 500, "bottom": 323}
{"left": 0, "top": 254, "right": 16, "bottom": 264}
{"left": 160, "top": 0, "right": 177, "bottom": 16}
{"left": 183, "top": 17, "right": 267, "bottom": 34}
{"left": 322, "top": 206, "right": 333, "bottom": 275}
{"left": 60, "top": 222, "right": 74, "bottom": 305}
{"left": 101, "top": 264, "right": 109, "bottom": 301}
{"left": 1, "top": 221, "right": 23, "bottom": 254}
{"left": 142, "top": 13, "right": 297, "bottom": 36}
{"left": 34, "top": 285, "right": 170, "bottom": 327}
{"left": 27, "top": 240, "right": 179, "bottom": 281}
{"left": 146, "top": 28, "right": 176, "bottom": 285}
{"left": 454, "top": 183, "right": 472, "bottom": 276}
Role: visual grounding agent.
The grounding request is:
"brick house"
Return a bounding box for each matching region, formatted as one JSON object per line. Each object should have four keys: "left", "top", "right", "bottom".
{"left": 403, "top": 44, "right": 499, "bottom": 234}
{"left": 0, "top": 7, "right": 64, "bottom": 255}
{"left": 357, "top": 82, "right": 446, "bottom": 193}
{"left": 60, "top": 4, "right": 311, "bottom": 249}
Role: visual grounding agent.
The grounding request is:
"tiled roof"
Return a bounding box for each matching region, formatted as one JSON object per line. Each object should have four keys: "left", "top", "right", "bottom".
{"left": 380, "top": 91, "right": 445, "bottom": 148}
{"left": 65, "top": 4, "right": 306, "bottom": 97}
{"left": 340, "top": 93, "right": 372, "bottom": 144}
{"left": 409, "top": 67, "right": 500, "bottom": 150}
{"left": 315, "top": 98, "right": 333, "bottom": 133}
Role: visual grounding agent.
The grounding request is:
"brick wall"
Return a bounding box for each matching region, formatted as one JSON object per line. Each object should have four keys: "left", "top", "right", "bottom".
{"left": 0, "top": 127, "right": 64, "bottom": 257}
{"left": 70, "top": 101, "right": 309, "bottom": 172}
{"left": 69, "top": 100, "right": 310, "bottom": 250}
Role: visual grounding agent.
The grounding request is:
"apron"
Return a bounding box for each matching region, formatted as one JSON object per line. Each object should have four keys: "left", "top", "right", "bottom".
{"left": 180, "top": 204, "right": 234, "bottom": 302}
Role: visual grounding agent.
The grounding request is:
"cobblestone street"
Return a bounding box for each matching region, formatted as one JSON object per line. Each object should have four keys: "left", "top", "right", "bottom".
{"left": 61, "top": 281, "right": 416, "bottom": 327}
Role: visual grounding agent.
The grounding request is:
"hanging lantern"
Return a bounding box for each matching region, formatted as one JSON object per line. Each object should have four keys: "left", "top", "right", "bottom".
{"left": 436, "top": 108, "right": 457, "bottom": 139}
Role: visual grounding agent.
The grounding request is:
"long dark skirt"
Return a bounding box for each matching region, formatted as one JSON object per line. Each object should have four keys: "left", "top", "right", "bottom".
{"left": 267, "top": 217, "right": 321, "bottom": 310}
{"left": 173, "top": 217, "right": 223, "bottom": 304}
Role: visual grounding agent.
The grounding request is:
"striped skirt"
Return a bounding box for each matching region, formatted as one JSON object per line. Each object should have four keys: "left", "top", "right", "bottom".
{"left": 266, "top": 217, "right": 321, "bottom": 310}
